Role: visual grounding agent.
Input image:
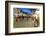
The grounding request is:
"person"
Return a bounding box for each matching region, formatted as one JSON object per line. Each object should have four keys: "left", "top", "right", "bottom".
{"left": 31, "top": 12, "right": 39, "bottom": 27}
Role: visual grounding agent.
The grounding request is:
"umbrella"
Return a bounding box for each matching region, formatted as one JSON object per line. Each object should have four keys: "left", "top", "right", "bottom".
{"left": 20, "top": 8, "right": 33, "bottom": 14}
